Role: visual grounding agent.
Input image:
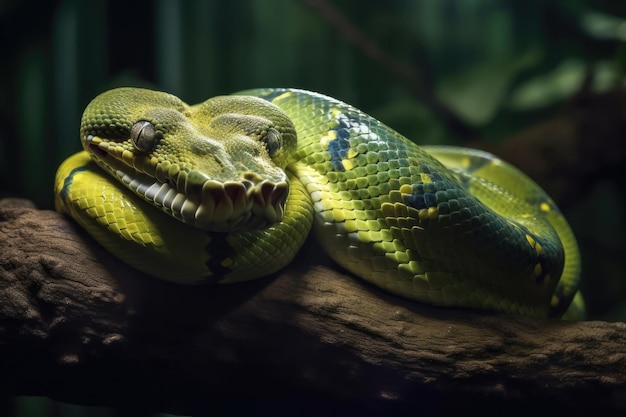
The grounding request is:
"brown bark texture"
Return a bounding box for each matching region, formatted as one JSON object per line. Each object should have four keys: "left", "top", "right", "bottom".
{"left": 0, "top": 201, "right": 625, "bottom": 416}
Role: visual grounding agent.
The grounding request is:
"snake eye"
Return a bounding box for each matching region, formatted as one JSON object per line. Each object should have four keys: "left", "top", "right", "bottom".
{"left": 261, "top": 127, "right": 281, "bottom": 158}
{"left": 130, "top": 121, "right": 157, "bottom": 152}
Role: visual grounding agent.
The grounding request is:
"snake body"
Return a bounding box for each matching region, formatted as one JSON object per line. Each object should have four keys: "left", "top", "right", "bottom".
{"left": 54, "top": 88, "right": 582, "bottom": 318}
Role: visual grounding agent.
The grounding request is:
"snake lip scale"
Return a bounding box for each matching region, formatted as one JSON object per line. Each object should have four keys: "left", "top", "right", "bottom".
{"left": 55, "top": 87, "right": 583, "bottom": 319}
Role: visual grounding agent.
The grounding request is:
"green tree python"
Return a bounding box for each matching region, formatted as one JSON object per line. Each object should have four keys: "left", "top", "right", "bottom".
{"left": 54, "top": 88, "right": 583, "bottom": 319}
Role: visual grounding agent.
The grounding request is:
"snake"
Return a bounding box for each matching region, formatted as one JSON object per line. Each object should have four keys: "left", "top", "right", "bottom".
{"left": 54, "top": 87, "right": 583, "bottom": 319}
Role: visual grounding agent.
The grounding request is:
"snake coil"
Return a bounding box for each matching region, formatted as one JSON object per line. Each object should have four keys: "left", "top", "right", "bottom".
{"left": 55, "top": 88, "right": 582, "bottom": 319}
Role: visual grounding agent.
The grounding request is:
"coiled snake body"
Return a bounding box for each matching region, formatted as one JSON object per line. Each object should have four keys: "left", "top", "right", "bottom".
{"left": 54, "top": 88, "right": 582, "bottom": 318}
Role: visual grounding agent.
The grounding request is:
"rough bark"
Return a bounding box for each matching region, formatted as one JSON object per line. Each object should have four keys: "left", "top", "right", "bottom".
{"left": 0, "top": 201, "right": 625, "bottom": 416}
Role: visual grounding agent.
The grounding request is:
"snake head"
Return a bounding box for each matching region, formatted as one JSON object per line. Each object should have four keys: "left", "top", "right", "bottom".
{"left": 80, "top": 87, "right": 297, "bottom": 231}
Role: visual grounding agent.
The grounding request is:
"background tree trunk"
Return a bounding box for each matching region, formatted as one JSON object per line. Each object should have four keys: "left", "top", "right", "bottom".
{"left": 0, "top": 201, "right": 625, "bottom": 416}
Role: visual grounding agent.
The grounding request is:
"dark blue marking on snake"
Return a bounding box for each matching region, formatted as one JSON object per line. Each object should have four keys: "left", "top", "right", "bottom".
{"left": 326, "top": 114, "right": 353, "bottom": 172}
{"left": 403, "top": 190, "right": 438, "bottom": 210}
{"left": 401, "top": 170, "right": 459, "bottom": 211}
{"left": 60, "top": 165, "right": 90, "bottom": 200}
{"left": 426, "top": 169, "right": 444, "bottom": 183}
{"left": 204, "top": 233, "right": 236, "bottom": 281}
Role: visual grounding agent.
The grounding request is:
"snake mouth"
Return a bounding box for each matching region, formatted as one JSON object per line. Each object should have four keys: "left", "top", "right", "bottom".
{"left": 88, "top": 143, "right": 108, "bottom": 159}
{"left": 85, "top": 138, "right": 289, "bottom": 232}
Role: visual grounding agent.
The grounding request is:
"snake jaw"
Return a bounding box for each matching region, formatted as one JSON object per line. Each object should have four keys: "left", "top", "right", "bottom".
{"left": 84, "top": 134, "right": 290, "bottom": 232}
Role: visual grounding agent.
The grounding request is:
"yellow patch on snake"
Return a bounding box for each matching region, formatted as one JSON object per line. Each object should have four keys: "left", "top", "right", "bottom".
{"left": 330, "top": 107, "right": 343, "bottom": 118}
{"left": 320, "top": 130, "right": 337, "bottom": 146}
{"left": 418, "top": 207, "right": 439, "bottom": 220}
{"left": 399, "top": 184, "right": 412, "bottom": 195}
{"left": 342, "top": 159, "right": 354, "bottom": 171}
{"left": 419, "top": 173, "right": 432, "bottom": 183}
{"left": 271, "top": 91, "right": 293, "bottom": 103}
{"left": 550, "top": 295, "right": 560, "bottom": 307}
{"left": 540, "top": 202, "right": 551, "bottom": 212}
{"left": 543, "top": 274, "right": 552, "bottom": 288}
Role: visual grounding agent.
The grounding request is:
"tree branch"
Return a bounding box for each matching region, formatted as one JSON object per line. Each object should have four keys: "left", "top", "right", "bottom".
{"left": 0, "top": 202, "right": 625, "bottom": 415}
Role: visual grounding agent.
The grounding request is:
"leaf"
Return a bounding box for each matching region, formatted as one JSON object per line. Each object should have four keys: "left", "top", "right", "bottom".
{"left": 436, "top": 48, "right": 542, "bottom": 126}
